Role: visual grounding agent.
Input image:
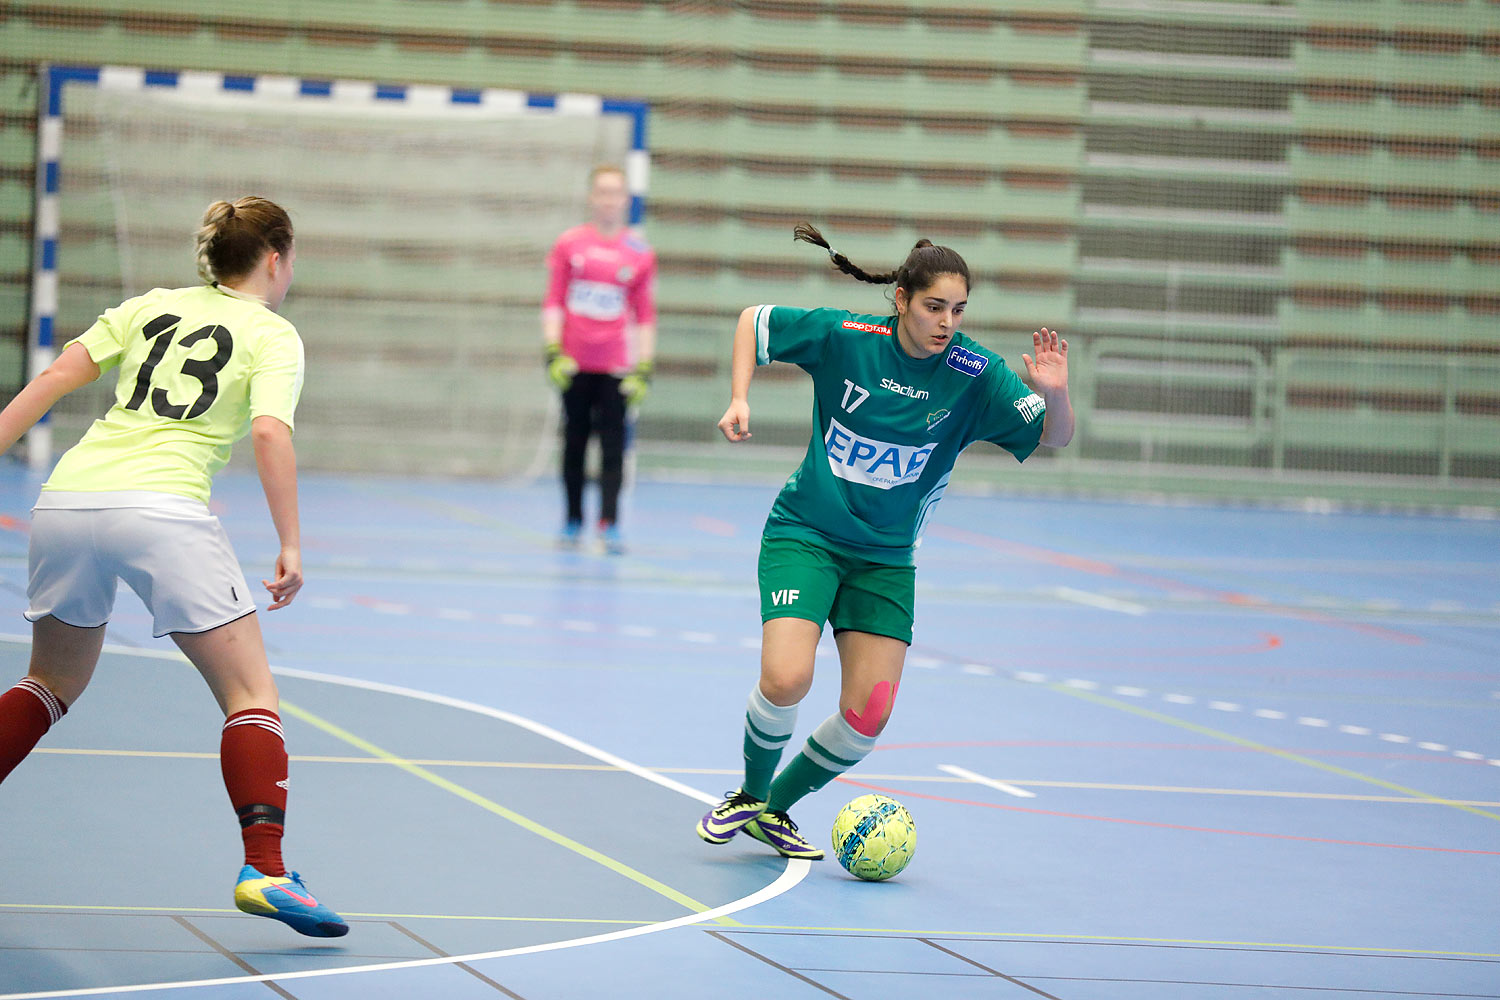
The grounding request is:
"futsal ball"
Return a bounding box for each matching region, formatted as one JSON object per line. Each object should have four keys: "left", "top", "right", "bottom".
{"left": 830, "top": 793, "right": 916, "bottom": 881}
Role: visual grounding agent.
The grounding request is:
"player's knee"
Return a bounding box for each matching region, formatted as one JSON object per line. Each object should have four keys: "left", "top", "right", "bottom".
{"left": 757, "top": 669, "right": 811, "bottom": 708}
{"left": 841, "top": 679, "right": 899, "bottom": 738}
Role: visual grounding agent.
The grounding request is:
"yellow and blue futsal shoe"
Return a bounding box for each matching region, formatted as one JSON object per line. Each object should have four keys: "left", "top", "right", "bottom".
{"left": 234, "top": 865, "right": 349, "bottom": 937}
{"left": 744, "top": 810, "right": 825, "bottom": 860}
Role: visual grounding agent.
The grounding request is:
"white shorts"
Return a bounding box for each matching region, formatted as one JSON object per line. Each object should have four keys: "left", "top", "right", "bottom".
{"left": 26, "top": 494, "right": 256, "bottom": 637}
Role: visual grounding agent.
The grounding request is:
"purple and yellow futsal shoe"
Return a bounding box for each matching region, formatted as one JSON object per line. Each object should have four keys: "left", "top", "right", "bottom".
{"left": 744, "top": 810, "right": 824, "bottom": 860}
{"left": 234, "top": 865, "right": 349, "bottom": 937}
{"left": 696, "top": 788, "right": 767, "bottom": 844}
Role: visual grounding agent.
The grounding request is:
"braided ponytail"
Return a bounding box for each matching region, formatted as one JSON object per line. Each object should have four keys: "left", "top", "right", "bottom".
{"left": 194, "top": 195, "right": 294, "bottom": 285}
{"left": 793, "top": 223, "right": 970, "bottom": 296}
{"left": 793, "top": 223, "right": 898, "bottom": 285}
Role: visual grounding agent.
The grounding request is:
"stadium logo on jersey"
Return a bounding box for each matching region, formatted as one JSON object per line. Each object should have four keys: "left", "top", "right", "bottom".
{"left": 824, "top": 417, "right": 936, "bottom": 490}
{"left": 926, "top": 408, "right": 951, "bottom": 432}
{"left": 880, "top": 377, "right": 929, "bottom": 401}
{"left": 842, "top": 320, "right": 892, "bottom": 335}
{"left": 945, "top": 345, "right": 988, "bottom": 377}
{"left": 1013, "top": 392, "right": 1045, "bottom": 424}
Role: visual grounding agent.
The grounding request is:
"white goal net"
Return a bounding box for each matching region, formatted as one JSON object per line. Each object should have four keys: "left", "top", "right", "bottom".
{"left": 40, "top": 71, "right": 638, "bottom": 478}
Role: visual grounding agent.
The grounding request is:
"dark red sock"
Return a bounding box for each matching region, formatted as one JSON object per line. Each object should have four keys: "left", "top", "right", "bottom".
{"left": 220, "top": 708, "right": 288, "bottom": 877}
{"left": 0, "top": 679, "right": 66, "bottom": 785}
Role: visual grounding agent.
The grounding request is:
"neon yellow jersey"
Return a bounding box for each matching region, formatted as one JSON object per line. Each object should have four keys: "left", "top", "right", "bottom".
{"left": 43, "top": 284, "right": 304, "bottom": 504}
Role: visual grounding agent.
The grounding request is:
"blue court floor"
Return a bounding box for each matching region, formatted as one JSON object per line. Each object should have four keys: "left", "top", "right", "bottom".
{"left": 0, "top": 463, "right": 1497, "bottom": 999}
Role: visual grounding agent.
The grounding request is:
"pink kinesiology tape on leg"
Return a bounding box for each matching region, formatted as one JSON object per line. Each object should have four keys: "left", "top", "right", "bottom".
{"left": 843, "top": 680, "right": 898, "bottom": 737}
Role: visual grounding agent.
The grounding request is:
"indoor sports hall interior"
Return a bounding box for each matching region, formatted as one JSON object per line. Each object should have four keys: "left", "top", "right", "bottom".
{"left": 1, "top": 2, "right": 1496, "bottom": 997}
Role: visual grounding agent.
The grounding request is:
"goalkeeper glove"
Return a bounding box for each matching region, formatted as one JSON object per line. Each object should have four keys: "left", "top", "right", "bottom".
{"left": 544, "top": 342, "right": 578, "bottom": 391}
{"left": 619, "top": 359, "right": 653, "bottom": 406}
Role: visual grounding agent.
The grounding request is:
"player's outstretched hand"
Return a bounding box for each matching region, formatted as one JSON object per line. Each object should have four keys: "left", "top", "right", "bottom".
{"left": 263, "top": 547, "right": 303, "bottom": 610}
{"left": 1021, "top": 328, "right": 1069, "bottom": 395}
{"left": 718, "top": 399, "right": 752, "bottom": 442}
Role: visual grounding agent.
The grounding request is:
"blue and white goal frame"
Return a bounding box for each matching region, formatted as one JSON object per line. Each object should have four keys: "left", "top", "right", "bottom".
{"left": 26, "top": 63, "right": 650, "bottom": 467}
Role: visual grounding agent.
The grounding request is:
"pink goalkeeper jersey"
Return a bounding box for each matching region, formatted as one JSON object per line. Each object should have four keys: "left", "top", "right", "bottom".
{"left": 544, "top": 224, "right": 657, "bottom": 373}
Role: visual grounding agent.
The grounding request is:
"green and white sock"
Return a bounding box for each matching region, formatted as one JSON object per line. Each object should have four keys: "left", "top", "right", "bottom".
{"left": 766, "top": 713, "right": 877, "bottom": 814}
{"left": 742, "top": 685, "right": 797, "bottom": 801}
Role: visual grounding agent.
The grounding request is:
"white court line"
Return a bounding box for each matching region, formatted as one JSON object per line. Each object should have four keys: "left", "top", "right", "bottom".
{"left": 939, "top": 764, "right": 1037, "bottom": 799}
{"left": 0, "top": 869, "right": 807, "bottom": 1000}
{"left": 0, "top": 635, "right": 809, "bottom": 999}
{"left": 1051, "top": 586, "right": 1147, "bottom": 615}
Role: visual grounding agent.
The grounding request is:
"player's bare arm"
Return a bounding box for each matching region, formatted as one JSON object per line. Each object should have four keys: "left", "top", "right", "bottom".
{"left": 717, "top": 306, "right": 758, "bottom": 442}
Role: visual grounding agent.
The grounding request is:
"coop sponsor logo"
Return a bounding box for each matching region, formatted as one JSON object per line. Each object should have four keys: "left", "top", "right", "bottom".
{"left": 945, "top": 345, "right": 988, "bottom": 377}
{"left": 880, "top": 377, "right": 929, "bottom": 401}
{"left": 1014, "top": 392, "right": 1045, "bottom": 424}
{"left": 842, "top": 320, "right": 892, "bottom": 335}
{"left": 824, "top": 417, "right": 935, "bottom": 490}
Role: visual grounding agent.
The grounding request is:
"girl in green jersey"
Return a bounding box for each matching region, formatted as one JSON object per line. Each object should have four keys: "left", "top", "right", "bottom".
{"left": 0, "top": 197, "right": 346, "bottom": 936}
{"left": 696, "top": 225, "right": 1073, "bottom": 860}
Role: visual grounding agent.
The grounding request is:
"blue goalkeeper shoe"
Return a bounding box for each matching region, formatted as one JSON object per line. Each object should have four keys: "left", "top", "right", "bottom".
{"left": 696, "top": 788, "right": 766, "bottom": 844}
{"left": 558, "top": 519, "right": 583, "bottom": 549}
{"left": 234, "top": 865, "right": 348, "bottom": 937}
{"left": 599, "top": 521, "right": 626, "bottom": 555}
{"left": 744, "top": 810, "right": 824, "bottom": 860}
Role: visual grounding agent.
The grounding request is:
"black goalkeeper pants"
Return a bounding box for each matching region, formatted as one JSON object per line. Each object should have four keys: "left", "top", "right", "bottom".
{"left": 560, "top": 372, "right": 626, "bottom": 525}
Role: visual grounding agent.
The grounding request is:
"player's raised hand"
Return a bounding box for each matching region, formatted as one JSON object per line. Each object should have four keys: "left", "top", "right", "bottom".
{"left": 1021, "top": 328, "right": 1069, "bottom": 394}
{"left": 718, "top": 399, "right": 752, "bottom": 442}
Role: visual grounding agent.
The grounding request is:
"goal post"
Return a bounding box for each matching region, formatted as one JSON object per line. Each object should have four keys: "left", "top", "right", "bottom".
{"left": 28, "top": 63, "right": 649, "bottom": 478}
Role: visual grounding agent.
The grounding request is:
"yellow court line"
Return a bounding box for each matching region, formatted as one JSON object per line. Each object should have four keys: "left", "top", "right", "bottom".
{"left": 32, "top": 749, "right": 1500, "bottom": 807}
{"left": 723, "top": 923, "right": 1500, "bottom": 960}
{"left": 7, "top": 902, "right": 1492, "bottom": 961}
{"left": 276, "top": 699, "right": 738, "bottom": 925}
{"left": 1055, "top": 686, "right": 1500, "bottom": 822}
{"left": 0, "top": 902, "right": 649, "bottom": 925}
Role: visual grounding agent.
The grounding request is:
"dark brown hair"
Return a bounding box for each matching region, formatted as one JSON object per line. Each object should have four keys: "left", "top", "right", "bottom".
{"left": 194, "top": 196, "right": 294, "bottom": 285}
{"left": 793, "top": 223, "right": 970, "bottom": 297}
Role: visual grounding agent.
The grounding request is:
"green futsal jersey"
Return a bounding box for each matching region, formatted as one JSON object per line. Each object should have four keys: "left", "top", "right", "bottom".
{"left": 44, "top": 284, "right": 304, "bottom": 505}
{"left": 754, "top": 305, "right": 1046, "bottom": 565}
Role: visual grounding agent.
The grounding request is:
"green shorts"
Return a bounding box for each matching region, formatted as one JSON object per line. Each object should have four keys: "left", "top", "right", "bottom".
{"left": 757, "top": 535, "right": 915, "bottom": 644}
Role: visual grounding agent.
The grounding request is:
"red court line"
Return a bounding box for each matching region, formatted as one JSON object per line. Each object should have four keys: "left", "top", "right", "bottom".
{"left": 838, "top": 778, "right": 1500, "bottom": 855}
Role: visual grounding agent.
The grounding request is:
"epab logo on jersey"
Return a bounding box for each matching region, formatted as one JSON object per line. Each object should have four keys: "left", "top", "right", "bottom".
{"left": 945, "top": 345, "right": 988, "bottom": 377}
{"left": 824, "top": 417, "right": 936, "bottom": 490}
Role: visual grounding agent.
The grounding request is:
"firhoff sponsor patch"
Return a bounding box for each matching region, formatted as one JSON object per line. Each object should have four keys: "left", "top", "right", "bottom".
{"left": 945, "top": 345, "right": 988, "bottom": 377}
{"left": 824, "top": 416, "right": 936, "bottom": 490}
{"left": 842, "top": 320, "right": 892, "bottom": 335}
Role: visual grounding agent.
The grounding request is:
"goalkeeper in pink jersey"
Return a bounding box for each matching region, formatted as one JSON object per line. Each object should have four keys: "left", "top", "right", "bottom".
{"left": 542, "top": 165, "right": 657, "bottom": 555}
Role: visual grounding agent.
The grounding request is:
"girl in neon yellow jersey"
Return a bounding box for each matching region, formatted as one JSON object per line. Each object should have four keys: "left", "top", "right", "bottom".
{"left": 0, "top": 196, "right": 346, "bottom": 937}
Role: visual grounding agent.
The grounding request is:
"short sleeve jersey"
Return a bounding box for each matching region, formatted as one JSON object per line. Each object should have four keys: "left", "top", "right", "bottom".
{"left": 42, "top": 284, "right": 305, "bottom": 505}
{"left": 755, "top": 305, "right": 1046, "bottom": 565}
{"left": 543, "top": 224, "right": 657, "bottom": 373}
